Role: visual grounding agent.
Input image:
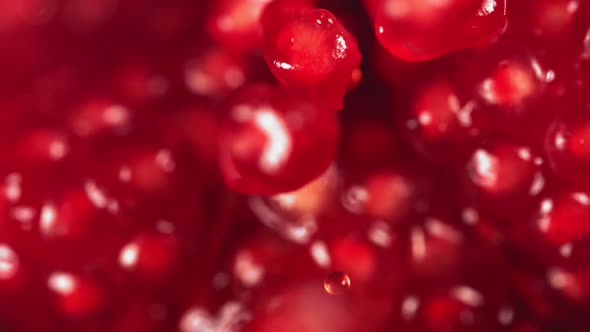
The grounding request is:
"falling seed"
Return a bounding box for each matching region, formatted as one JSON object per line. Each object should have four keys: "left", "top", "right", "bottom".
{"left": 324, "top": 272, "right": 351, "bottom": 295}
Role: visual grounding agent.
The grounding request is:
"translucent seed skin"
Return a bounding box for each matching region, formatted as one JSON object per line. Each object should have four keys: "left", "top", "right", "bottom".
{"left": 218, "top": 84, "right": 340, "bottom": 196}
{"left": 262, "top": 0, "right": 362, "bottom": 111}
{"left": 375, "top": 0, "right": 508, "bottom": 61}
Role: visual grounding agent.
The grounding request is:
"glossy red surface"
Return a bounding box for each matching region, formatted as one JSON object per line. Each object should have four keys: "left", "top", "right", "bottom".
{"left": 374, "top": 0, "right": 507, "bottom": 61}
{"left": 0, "top": 0, "right": 588, "bottom": 331}
{"left": 262, "top": 0, "right": 361, "bottom": 110}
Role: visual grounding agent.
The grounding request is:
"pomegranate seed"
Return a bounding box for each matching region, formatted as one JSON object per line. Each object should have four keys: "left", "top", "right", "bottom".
{"left": 218, "top": 84, "right": 339, "bottom": 195}
{"left": 533, "top": 191, "right": 590, "bottom": 245}
{"left": 262, "top": 1, "right": 361, "bottom": 110}
{"left": 207, "top": 0, "right": 274, "bottom": 53}
{"left": 47, "top": 272, "right": 106, "bottom": 318}
{"left": 375, "top": 0, "right": 507, "bottom": 61}
{"left": 546, "top": 104, "right": 590, "bottom": 185}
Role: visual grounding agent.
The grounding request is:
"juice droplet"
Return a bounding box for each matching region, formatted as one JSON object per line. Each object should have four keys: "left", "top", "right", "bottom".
{"left": 324, "top": 271, "right": 351, "bottom": 295}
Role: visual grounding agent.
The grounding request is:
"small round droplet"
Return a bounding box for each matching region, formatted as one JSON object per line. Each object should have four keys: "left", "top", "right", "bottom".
{"left": 324, "top": 272, "right": 351, "bottom": 295}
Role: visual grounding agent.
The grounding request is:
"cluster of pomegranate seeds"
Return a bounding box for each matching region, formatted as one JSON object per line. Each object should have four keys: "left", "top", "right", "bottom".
{"left": 0, "top": 0, "right": 589, "bottom": 331}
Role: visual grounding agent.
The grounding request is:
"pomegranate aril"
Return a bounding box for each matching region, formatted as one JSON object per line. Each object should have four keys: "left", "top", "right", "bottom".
{"left": 118, "top": 230, "right": 180, "bottom": 279}
{"left": 545, "top": 103, "right": 590, "bottom": 185}
{"left": 546, "top": 266, "right": 590, "bottom": 305}
{"left": 218, "top": 84, "right": 339, "bottom": 195}
{"left": 411, "top": 80, "right": 465, "bottom": 140}
{"left": 445, "top": 44, "right": 560, "bottom": 145}
{"left": 466, "top": 142, "right": 539, "bottom": 196}
{"left": 70, "top": 99, "right": 131, "bottom": 138}
{"left": 99, "top": 145, "right": 179, "bottom": 196}
{"left": 341, "top": 168, "right": 416, "bottom": 223}
{"left": 39, "top": 188, "right": 99, "bottom": 240}
{"left": 262, "top": 1, "right": 362, "bottom": 111}
{"left": 509, "top": 0, "right": 584, "bottom": 41}
{"left": 533, "top": 190, "right": 590, "bottom": 246}
{"left": 0, "top": 244, "right": 26, "bottom": 291}
{"left": 126, "top": 150, "right": 176, "bottom": 193}
{"left": 16, "top": 129, "right": 69, "bottom": 163}
{"left": 375, "top": 0, "right": 507, "bottom": 61}
{"left": 47, "top": 272, "right": 106, "bottom": 318}
{"left": 183, "top": 47, "right": 250, "bottom": 99}
{"left": 407, "top": 217, "right": 466, "bottom": 278}
{"left": 530, "top": 0, "right": 582, "bottom": 38}
{"left": 207, "top": 0, "right": 274, "bottom": 53}
{"left": 403, "top": 78, "right": 480, "bottom": 165}
{"left": 453, "top": 44, "right": 549, "bottom": 101}
{"left": 478, "top": 61, "right": 541, "bottom": 108}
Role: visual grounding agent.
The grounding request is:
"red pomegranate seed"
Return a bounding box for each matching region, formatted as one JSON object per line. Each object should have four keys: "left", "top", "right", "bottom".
{"left": 375, "top": 0, "right": 507, "bottom": 61}
{"left": 533, "top": 191, "right": 590, "bottom": 245}
{"left": 262, "top": 1, "right": 361, "bottom": 110}
{"left": 118, "top": 230, "right": 180, "bottom": 279}
{"left": 218, "top": 84, "right": 339, "bottom": 195}
{"left": 47, "top": 272, "right": 106, "bottom": 318}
